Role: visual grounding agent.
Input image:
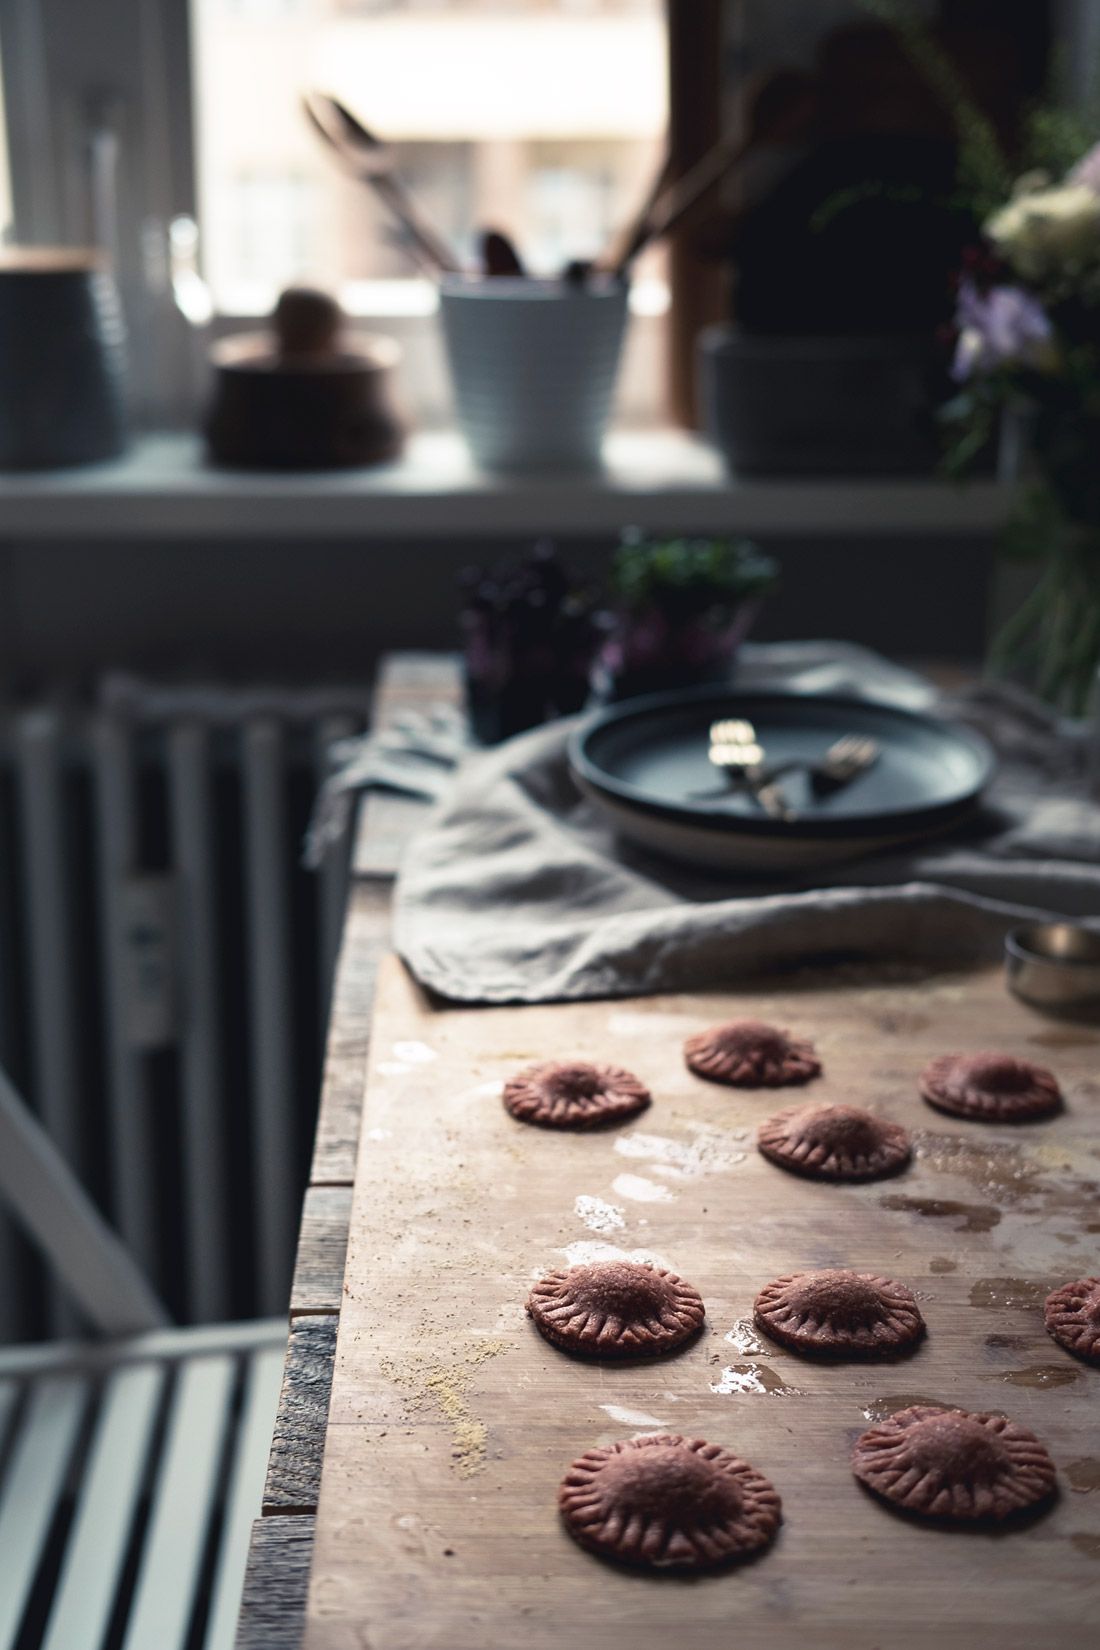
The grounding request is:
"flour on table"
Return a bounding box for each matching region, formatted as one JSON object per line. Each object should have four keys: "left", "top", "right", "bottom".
{"left": 574, "top": 1195, "right": 626, "bottom": 1235}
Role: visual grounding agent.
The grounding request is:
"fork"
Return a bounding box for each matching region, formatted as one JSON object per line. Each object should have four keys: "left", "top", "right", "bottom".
{"left": 706, "top": 719, "right": 793, "bottom": 821}
{"left": 728, "top": 732, "right": 880, "bottom": 794}
{"left": 809, "top": 734, "right": 879, "bottom": 794}
{"left": 698, "top": 726, "right": 878, "bottom": 819}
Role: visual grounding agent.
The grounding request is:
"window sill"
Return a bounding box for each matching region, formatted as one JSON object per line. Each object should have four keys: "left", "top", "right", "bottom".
{"left": 0, "top": 430, "right": 1011, "bottom": 540}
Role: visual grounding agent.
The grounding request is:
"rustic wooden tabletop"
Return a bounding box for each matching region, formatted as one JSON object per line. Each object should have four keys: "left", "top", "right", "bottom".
{"left": 233, "top": 650, "right": 994, "bottom": 1649}
{"left": 306, "top": 957, "right": 1099, "bottom": 1650}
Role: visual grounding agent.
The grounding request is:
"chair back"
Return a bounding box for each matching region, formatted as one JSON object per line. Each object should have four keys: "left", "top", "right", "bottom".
{"left": 0, "top": 1068, "right": 168, "bottom": 1336}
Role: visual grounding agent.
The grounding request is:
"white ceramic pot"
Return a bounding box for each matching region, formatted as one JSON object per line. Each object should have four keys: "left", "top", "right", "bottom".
{"left": 439, "top": 276, "right": 628, "bottom": 473}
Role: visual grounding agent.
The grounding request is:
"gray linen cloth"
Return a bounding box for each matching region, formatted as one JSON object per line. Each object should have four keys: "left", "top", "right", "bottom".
{"left": 393, "top": 642, "right": 1100, "bottom": 1004}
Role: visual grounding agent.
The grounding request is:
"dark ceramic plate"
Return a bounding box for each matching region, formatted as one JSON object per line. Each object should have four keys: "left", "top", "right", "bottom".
{"left": 569, "top": 688, "right": 994, "bottom": 870}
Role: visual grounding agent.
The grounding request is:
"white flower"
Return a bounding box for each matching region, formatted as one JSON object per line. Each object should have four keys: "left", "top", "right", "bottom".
{"left": 1068, "top": 141, "right": 1100, "bottom": 196}
{"left": 985, "top": 182, "right": 1100, "bottom": 282}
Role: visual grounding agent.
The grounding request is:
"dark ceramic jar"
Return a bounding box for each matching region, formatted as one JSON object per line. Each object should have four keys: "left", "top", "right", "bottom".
{"left": 0, "top": 249, "right": 127, "bottom": 469}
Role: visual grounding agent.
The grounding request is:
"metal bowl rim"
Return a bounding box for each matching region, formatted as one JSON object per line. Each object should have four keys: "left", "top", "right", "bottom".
{"left": 1005, "top": 922, "right": 1100, "bottom": 969}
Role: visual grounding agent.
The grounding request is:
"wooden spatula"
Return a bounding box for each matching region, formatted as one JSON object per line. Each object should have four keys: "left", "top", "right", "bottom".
{"left": 304, "top": 92, "right": 465, "bottom": 275}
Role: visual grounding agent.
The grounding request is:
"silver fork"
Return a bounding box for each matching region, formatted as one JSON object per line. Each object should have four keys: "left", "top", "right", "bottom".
{"left": 698, "top": 727, "right": 877, "bottom": 818}
{"left": 746, "top": 733, "right": 880, "bottom": 793}
{"left": 810, "top": 734, "right": 879, "bottom": 794}
{"left": 706, "top": 719, "right": 793, "bottom": 821}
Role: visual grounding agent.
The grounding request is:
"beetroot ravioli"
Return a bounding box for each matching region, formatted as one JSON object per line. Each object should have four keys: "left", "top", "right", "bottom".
{"left": 502, "top": 1059, "right": 651, "bottom": 1129}
{"left": 757, "top": 1102, "right": 910, "bottom": 1182}
{"left": 852, "top": 1405, "right": 1057, "bottom": 1522}
{"left": 527, "top": 1261, "right": 705, "bottom": 1359}
{"left": 919, "top": 1052, "right": 1061, "bottom": 1123}
{"left": 754, "top": 1268, "right": 925, "bottom": 1359}
{"left": 684, "top": 1019, "right": 821, "bottom": 1088}
{"left": 559, "top": 1434, "right": 782, "bottom": 1570}
{"left": 1044, "top": 1276, "right": 1100, "bottom": 1365}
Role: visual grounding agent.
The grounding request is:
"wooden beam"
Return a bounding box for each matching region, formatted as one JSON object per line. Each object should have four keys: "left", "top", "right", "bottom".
{"left": 233, "top": 1519, "right": 314, "bottom": 1650}
{"left": 289, "top": 1186, "right": 352, "bottom": 1318}
{"left": 666, "top": 0, "right": 726, "bottom": 428}
{"left": 263, "top": 1316, "right": 338, "bottom": 1516}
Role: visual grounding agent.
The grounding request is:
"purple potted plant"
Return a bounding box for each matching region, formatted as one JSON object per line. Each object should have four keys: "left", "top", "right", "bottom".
{"left": 594, "top": 530, "right": 779, "bottom": 702}
{"left": 460, "top": 541, "right": 606, "bottom": 743}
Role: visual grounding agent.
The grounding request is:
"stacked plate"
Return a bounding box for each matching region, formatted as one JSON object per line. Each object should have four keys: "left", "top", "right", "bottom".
{"left": 568, "top": 687, "right": 995, "bottom": 873}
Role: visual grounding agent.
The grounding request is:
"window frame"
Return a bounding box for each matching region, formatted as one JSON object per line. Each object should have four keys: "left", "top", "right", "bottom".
{"left": 0, "top": 0, "right": 709, "bottom": 432}
{"left": 0, "top": 0, "right": 200, "bottom": 424}
{"left": 4, "top": 2, "right": 1094, "bottom": 438}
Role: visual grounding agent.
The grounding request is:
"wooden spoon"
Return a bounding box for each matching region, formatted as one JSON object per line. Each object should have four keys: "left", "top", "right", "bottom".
{"left": 614, "top": 69, "right": 818, "bottom": 275}
{"left": 480, "top": 229, "right": 526, "bottom": 278}
{"left": 594, "top": 145, "right": 675, "bottom": 279}
{"left": 303, "top": 92, "right": 465, "bottom": 275}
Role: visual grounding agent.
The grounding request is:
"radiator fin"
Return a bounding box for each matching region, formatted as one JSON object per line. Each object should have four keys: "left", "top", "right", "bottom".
{"left": 0, "top": 704, "right": 362, "bottom": 1337}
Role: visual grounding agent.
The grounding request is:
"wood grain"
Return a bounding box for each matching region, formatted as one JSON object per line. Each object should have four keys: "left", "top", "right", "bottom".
{"left": 311, "top": 882, "right": 392, "bottom": 1186}
{"left": 263, "top": 1316, "right": 339, "bottom": 1515}
{"left": 290, "top": 1187, "right": 352, "bottom": 1318}
{"left": 234, "top": 1517, "right": 314, "bottom": 1650}
{"left": 306, "top": 956, "right": 1100, "bottom": 1650}
{"left": 241, "top": 653, "right": 460, "bottom": 1648}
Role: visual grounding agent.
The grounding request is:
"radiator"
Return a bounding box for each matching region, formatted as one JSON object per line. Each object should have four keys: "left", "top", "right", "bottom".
{"left": 0, "top": 686, "right": 368, "bottom": 1340}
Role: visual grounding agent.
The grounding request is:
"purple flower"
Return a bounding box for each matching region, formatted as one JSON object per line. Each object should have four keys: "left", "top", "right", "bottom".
{"left": 952, "top": 279, "right": 1053, "bottom": 381}
{"left": 1068, "top": 141, "right": 1100, "bottom": 196}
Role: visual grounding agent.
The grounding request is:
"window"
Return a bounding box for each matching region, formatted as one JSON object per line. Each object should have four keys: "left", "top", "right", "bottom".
{"left": 192, "top": 0, "right": 669, "bottom": 323}
{"left": 0, "top": 36, "right": 10, "bottom": 243}
{"left": 0, "top": 0, "right": 684, "bottom": 427}
{"left": 2, "top": 2, "right": 1088, "bottom": 433}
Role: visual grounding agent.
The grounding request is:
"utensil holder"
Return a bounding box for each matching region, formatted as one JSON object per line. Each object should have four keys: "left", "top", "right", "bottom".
{"left": 439, "top": 276, "right": 628, "bottom": 473}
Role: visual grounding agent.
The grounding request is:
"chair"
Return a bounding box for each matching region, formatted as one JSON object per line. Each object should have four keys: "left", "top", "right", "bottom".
{"left": 0, "top": 1067, "right": 286, "bottom": 1650}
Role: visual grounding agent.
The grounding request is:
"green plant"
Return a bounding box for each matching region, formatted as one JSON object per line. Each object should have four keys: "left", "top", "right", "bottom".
{"left": 862, "top": 1, "right": 1100, "bottom": 714}
{"left": 611, "top": 532, "right": 779, "bottom": 614}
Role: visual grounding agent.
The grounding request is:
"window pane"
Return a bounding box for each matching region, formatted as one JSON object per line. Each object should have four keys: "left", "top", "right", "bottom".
{"left": 192, "top": 0, "right": 667, "bottom": 314}
{"left": 0, "top": 35, "right": 11, "bottom": 243}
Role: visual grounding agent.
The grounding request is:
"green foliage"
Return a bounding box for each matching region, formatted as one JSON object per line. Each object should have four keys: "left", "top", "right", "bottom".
{"left": 857, "top": 0, "right": 1012, "bottom": 218}
{"left": 986, "top": 500, "right": 1100, "bottom": 714}
{"left": 860, "top": 3, "right": 1100, "bottom": 713}
{"left": 1024, "top": 40, "right": 1100, "bottom": 177}
{"left": 1023, "top": 102, "right": 1095, "bottom": 180}
{"left": 611, "top": 532, "right": 779, "bottom": 613}
{"left": 1000, "top": 483, "right": 1059, "bottom": 563}
{"left": 939, "top": 384, "right": 1000, "bottom": 481}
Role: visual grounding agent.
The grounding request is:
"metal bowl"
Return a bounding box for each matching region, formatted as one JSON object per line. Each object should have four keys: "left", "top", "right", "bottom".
{"left": 1005, "top": 922, "right": 1100, "bottom": 1018}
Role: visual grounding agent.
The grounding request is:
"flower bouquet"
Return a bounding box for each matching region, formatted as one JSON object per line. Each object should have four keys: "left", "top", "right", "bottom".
{"left": 946, "top": 147, "right": 1100, "bottom": 714}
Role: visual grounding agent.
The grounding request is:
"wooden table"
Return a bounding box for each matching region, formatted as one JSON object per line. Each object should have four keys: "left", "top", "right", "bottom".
{"left": 303, "top": 958, "right": 1099, "bottom": 1649}
{"left": 234, "top": 654, "right": 462, "bottom": 1648}
{"left": 233, "top": 650, "right": 1036, "bottom": 1648}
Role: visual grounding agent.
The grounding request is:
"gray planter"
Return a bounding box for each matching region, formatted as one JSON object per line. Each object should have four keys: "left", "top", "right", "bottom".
{"left": 699, "top": 325, "right": 940, "bottom": 478}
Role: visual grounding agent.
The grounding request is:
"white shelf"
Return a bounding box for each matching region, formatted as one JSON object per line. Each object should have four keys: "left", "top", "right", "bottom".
{"left": 0, "top": 430, "right": 1011, "bottom": 539}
